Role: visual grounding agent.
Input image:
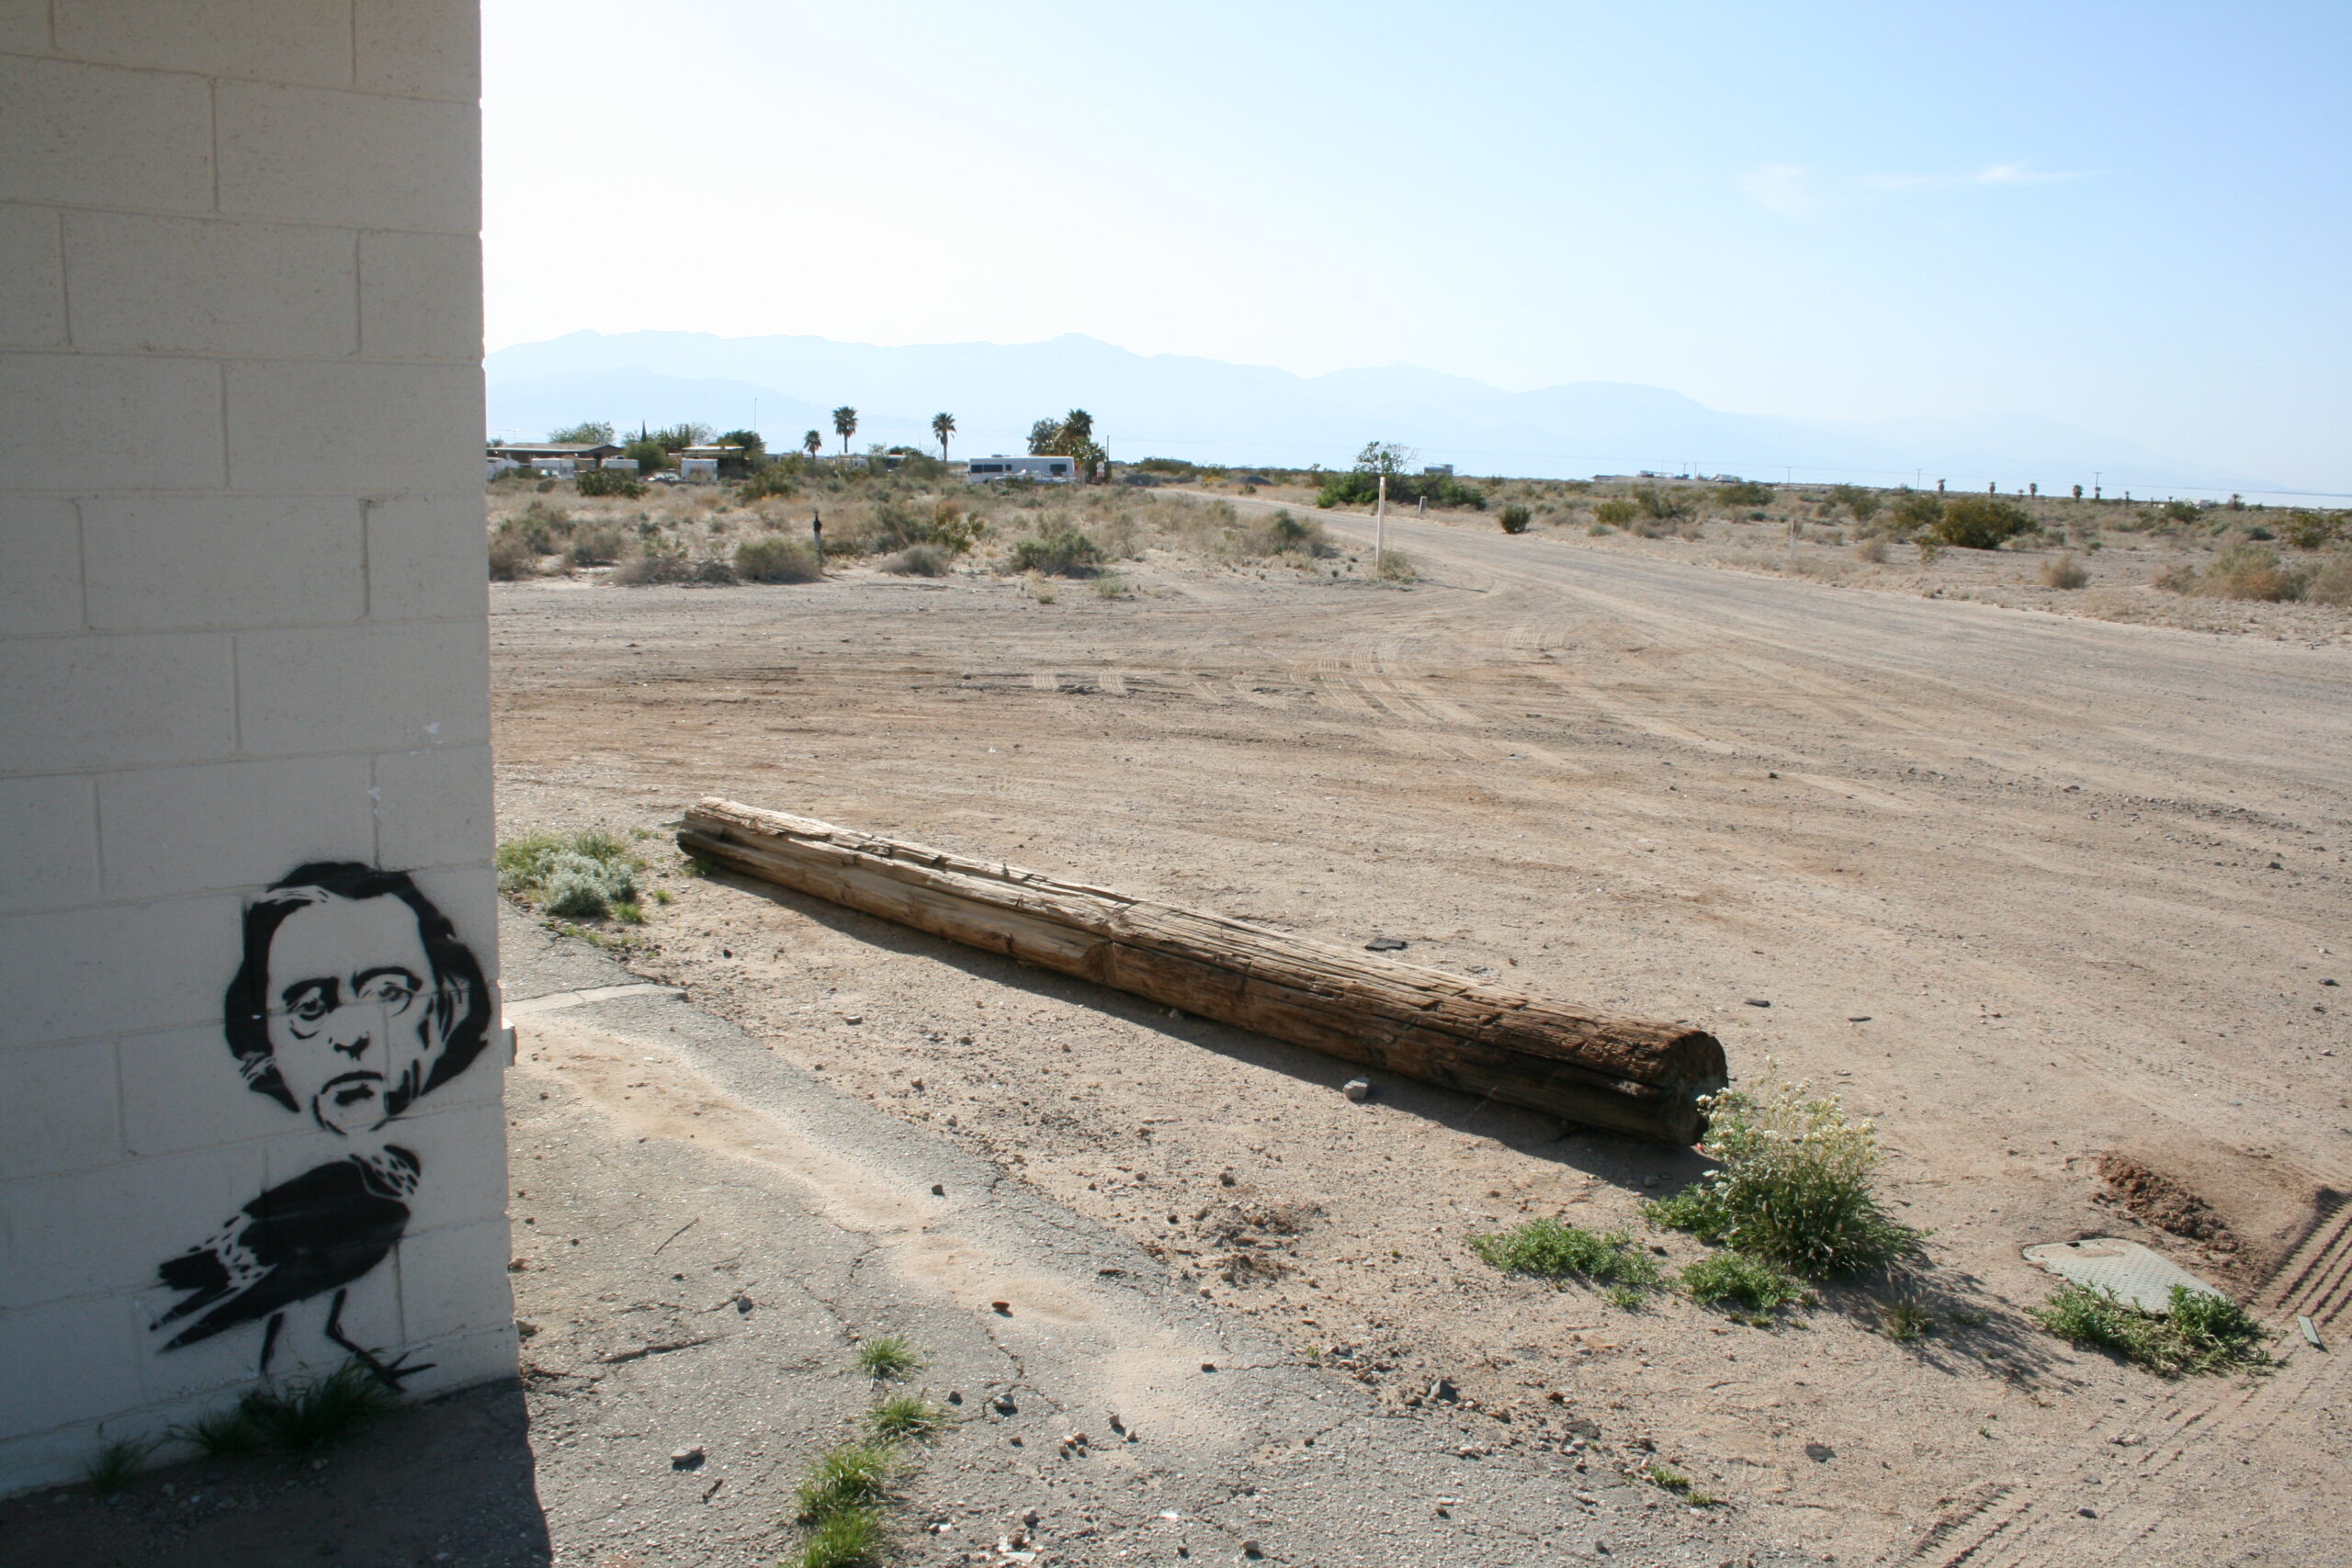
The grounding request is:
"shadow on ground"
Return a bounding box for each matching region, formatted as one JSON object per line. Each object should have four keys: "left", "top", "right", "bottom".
{"left": 0, "top": 1384, "right": 549, "bottom": 1568}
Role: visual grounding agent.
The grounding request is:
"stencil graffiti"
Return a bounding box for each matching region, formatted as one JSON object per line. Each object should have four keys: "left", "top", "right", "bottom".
{"left": 152, "top": 864, "right": 490, "bottom": 1385}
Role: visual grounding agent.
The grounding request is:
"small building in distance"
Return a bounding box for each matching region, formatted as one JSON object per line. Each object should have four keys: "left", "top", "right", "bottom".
{"left": 964, "top": 454, "right": 1078, "bottom": 483}
{"left": 488, "top": 440, "right": 623, "bottom": 465}
{"left": 1422, "top": 464, "right": 1454, "bottom": 477}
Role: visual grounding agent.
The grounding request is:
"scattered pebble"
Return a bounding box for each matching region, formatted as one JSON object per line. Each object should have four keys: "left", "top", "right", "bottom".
{"left": 669, "top": 1447, "right": 704, "bottom": 1471}
{"left": 1743, "top": 998, "right": 1771, "bottom": 1008}
{"left": 1365, "top": 937, "right": 1408, "bottom": 953}
{"left": 991, "top": 1300, "right": 1012, "bottom": 1315}
{"left": 1343, "top": 1078, "right": 1372, "bottom": 1102}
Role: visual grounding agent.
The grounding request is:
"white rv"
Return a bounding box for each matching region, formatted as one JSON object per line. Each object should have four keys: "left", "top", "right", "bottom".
{"left": 964, "top": 454, "right": 1078, "bottom": 483}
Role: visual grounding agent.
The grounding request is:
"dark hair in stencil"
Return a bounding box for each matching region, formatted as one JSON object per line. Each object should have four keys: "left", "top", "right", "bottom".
{"left": 222, "top": 863, "right": 491, "bottom": 1117}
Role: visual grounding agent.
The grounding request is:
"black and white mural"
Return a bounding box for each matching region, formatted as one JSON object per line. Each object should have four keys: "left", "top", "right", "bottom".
{"left": 151, "top": 864, "right": 492, "bottom": 1386}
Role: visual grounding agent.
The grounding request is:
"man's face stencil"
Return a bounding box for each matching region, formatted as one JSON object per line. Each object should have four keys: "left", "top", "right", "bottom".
{"left": 265, "top": 895, "right": 446, "bottom": 1135}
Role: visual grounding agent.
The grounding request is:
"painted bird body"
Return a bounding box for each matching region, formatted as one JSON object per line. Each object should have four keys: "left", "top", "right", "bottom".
{"left": 153, "top": 1147, "right": 419, "bottom": 1349}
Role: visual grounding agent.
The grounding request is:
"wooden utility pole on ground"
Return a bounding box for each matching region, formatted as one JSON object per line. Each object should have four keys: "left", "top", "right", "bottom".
{"left": 680, "top": 800, "right": 1728, "bottom": 1144}
{"left": 1376, "top": 472, "right": 1388, "bottom": 569}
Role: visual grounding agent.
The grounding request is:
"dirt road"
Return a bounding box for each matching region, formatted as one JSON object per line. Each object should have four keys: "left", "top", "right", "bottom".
{"left": 491, "top": 495, "right": 2351, "bottom": 1567}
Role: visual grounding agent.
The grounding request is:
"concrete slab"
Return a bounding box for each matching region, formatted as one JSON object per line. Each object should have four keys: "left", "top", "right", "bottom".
{"left": 2022, "top": 1237, "right": 2226, "bottom": 1314}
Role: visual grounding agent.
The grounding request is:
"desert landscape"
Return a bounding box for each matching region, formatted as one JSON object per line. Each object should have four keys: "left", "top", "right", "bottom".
{"left": 479, "top": 468, "right": 2350, "bottom": 1567}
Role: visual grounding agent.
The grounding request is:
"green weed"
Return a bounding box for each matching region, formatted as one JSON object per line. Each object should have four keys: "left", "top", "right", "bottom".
{"left": 2030, "top": 1283, "right": 2272, "bottom": 1379}
{"left": 238, "top": 1362, "right": 400, "bottom": 1452}
{"left": 795, "top": 1441, "right": 901, "bottom": 1523}
{"left": 865, "top": 1394, "right": 950, "bottom": 1444}
{"left": 797, "top": 1505, "right": 888, "bottom": 1568}
{"left": 497, "top": 829, "right": 641, "bottom": 919}
{"left": 1468, "top": 1218, "right": 1662, "bottom": 1299}
{"left": 83, "top": 1438, "right": 149, "bottom": 1495}
{"left": 854, "top": 1337, "right": 922, "bottom": 1380}
{"left": 1678, "top": 1251, "right": 1806, "bottom": 1314}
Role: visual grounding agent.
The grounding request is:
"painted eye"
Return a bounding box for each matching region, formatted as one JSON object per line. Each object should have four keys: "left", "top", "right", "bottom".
{"left": 288, "top": 991, "right": 332, "bottom": 1023}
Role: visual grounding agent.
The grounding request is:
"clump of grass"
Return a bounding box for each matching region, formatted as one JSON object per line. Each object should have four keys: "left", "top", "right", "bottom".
{"left": 1498, "top": 503, "right": 1532, "bottom": 534}
{"left": 498, "top": 829, "right": 642, "bottom": 919}
{"left": 84, "top": 1438, "right": 150, "bottom": 1495}
{"left": 1642, "top": 1461, "right": 1717, "bottom": 1504}
{"left": 1853, "top": 536, "right": 1889, "bottom": 564}
{"left": 1677, "top": 1251, "right": 1807, "bottom": 1315}
{"left": 1375, "top": 549, "right": 1419, "bottom": 583}
{"left": 854, "top": 1336, "right": 923, "bottom": 1381}
{"left": 1879, "top": 1296, "right": 1936, "bottom": 1341}
{"left": 2199, "top": 542, "right": 2305, "bottom": 601}
{"left": 881, "top": 543, "right": 952, "bottom": 576}
{"left": 2030, "top": 1283, "right": 2272, "bottom": 1378}
{"left": 797, "top": 1506, "right": 888, "bottom": 1568}
{"left": 177, "top": 1404, "right": 266, "bottom": 1459}
{"left": 567, "top": 524, "right": 628, "bottom": 568}
{"left": 2040, "top": 552, "right": 2089, "bottom": 589}
{"left": 238, "top": 1363, "right": 401, "bottom": 1452}
{"left": 1468, "top": 1218, "right": 1662, "bottom": 1300}
{"left": 865, "top": 1394, "right": 950, "bottom": 1444}
{"left": 795, "top": 1440, "right": 901, "bottom": 1523}
{"left": 1646, "top": 1067, "right": 1924, "bottom": 1279}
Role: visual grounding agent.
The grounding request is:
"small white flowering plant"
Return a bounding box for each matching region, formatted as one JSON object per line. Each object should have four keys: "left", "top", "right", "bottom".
{"left": 1648, "top": 1065, "right": 1924, "bottom": 1278}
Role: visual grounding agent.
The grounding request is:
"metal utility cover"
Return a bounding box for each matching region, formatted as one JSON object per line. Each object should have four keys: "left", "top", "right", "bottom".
{"left": 2023, "top": 1237, "right": 2225, "bottom": 1314}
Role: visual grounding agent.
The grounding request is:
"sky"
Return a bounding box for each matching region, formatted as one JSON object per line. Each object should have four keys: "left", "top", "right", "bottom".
{"left": 481, "top": 3, "right": 2352, "bottom": 493}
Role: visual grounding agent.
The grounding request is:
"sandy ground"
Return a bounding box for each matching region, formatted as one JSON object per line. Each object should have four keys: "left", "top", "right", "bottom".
{"left": 490, "top": 497, "right": 2352, "bottom": 1568}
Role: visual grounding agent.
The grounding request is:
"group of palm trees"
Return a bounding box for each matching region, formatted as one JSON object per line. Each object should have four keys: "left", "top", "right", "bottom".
{"left": 798, "top": 407, "right": 961, "bottom": 463}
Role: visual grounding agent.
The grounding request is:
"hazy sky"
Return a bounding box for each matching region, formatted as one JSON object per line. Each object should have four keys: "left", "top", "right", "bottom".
{"left": 482, "top": 3, "right": 2351, "bottom": 491}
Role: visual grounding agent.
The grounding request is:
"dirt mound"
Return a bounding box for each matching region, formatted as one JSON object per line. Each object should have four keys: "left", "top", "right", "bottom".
{"left": 2096, "top": 1150, "right": 2240, "bottom": 1253}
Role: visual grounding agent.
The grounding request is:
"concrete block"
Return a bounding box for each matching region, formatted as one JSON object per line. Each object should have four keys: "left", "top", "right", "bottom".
{"left": 0, "top": 1039, "right": 120, "bottom": 1180}
{"left": 65, "top": 212, "right": 356, "bottom": 359}
{"left": 0, "top": 352, "right": 225, "bottom": 491}
{"left": 0, "top": 775, "right": 98, "bottom": 914}
{"left": 0, "top": 1297, "right": 142, "bottom": 1438}
{"left": 97, "top": 753, "right": 376, "bottom": 901}
{"left": 405, "top": 863, "right": 499, "bottom": 988}
{"left": 0, "top": 893, "right": 243, "bottom": 1051}
{"left": 216, "top": 80, "right": 480, "bottom": 234}
{"left": 358, "top": 230, "right": 481, "bottom": 362}
{"left": 225, "top": 359, "right": 481, "bottom": 493}
{"left": 119, "top": 1025, "right": 291, "bottom": 1159}
{"left": 83, "top": 494, "right": 365, "bottom": 632}
{"left": 0, "top": 0, "right": 51, "bottom": 51}
{"left": 355, "top": 0, "right": 479, "bottom": 100}
{"left": 54, "top": 0, "right": 353, "bottom": 88}
{"left": 394, "top": 1215, "right": 512, "bottom": 1346}
{"left": 365, "top": 491, "right": 487, "bottom": 621}
{"left": 1, "top": 1143, "right": 266, "bottom": 1312}
{"left": 393, "top": 1099, "right": 512, "bottom": 1233}
{"left": 373, "top": 743, "right": 494, "bottom": 873}
{"left": 237, "top": 618, "right": 491, "bottom": 755}
{"left": 0, "top": 56, "right": 214, "bottom": 213}
{"left": 0, "top": 203, "right": 65, "bottom": 348}
{"left": 0, "top": 496, "right": 82, "bottom": 637}
{"left": 0, "top": 632, "right": 235, "bottom": 775}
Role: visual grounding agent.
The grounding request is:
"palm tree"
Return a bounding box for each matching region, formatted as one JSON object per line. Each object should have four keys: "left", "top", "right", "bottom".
{"left": 932, "top": 412, "right": 956, "bottom": 461}
{"left": 831, "top": 406, "right": 858, "bottom": 456}
{"left": 802, "top": 430, "right": 822, "bottom": 460}
{"left": 1061, "top": 409, "right": 1093, "bottom": 447}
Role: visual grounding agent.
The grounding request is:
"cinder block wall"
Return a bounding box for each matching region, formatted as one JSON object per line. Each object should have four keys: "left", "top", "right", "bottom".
{"left": 0, "top": 1, "right": 507, "bottom": 1494}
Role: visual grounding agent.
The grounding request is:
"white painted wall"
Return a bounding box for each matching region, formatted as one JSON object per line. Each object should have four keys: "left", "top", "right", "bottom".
{"left": 0, "top": 1, "right": 506, "bottom": 1495}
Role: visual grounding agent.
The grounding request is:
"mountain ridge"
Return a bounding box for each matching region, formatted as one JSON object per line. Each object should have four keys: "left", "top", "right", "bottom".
{"left": 486, "top": 330, "right": 2273, "bottom": 495}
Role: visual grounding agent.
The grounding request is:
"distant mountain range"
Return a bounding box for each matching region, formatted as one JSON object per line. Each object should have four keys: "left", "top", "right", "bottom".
{"left": 485, "top": 331, "right": 2275, "bottom": 498}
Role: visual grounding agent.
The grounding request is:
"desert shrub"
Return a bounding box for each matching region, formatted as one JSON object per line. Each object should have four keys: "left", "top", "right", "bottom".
{"left": 1469, "top": 1218, "right": 1662, "bottom": 1305}
{"left": 1678, "top": 1251, "right": 1807, "bottom": 1313}
{"left": 1716, "top": 479, "right": 1775, "bottom": 507}
{"left": 2161, "top": 498, "right": 2201, "bottom": 525}
{"left": 575, "top": 468, "right": 647, "bottom": 499}
{"left": 1886, "top": 491, "right": 1943, "bottom": 536}
{"left": 2150, "top": 562, "right": 2198, "bottom": 593}
{"left": 1594, "top": 498, "right": 1640, "bottom": 527}
{"left": 503, "top": 500, "right": 571, "bottom": 555}
{"left": 2282, "top": 511, "right": 2342, "bottom": 550}
{"left": 2030, "top": 1283, "right": 2270, "bottom": 1378}
{"left": 1314, "top": 470, "right": 1487, "bottom": 511}
{"left": 1647, "top": 1069, "right": 1923, "bottom": 1277}
{"left": 2041, "top": 552, "right": 2090, "bottom": 590}
{"left": 736, "top": 536, "right": 822, "bottom": 583}
{"left": 1498, "top": 503, "right": 1532, "bottom": 534}
{"left": 930, "top": 499, "right": 981, "bottom": 554}
{"left": 1853, "top": 536, "right": 1888, "bottom": 564}
{"left": 498, "top": 829, "right": 640, "bottom": 919}
{"left": 1247, "top": 508, "right": 1326, "bottom": 556}
{"left": 488, "top": 531, "right": 536, "bottom": 581}
{"left": 738, "top": 459, "right": 807, "bottom": 501}
{"left": 1375, "top": 549, "right": 1418, "bottom": 583}
{"left": 567, "top": 525, "right": 627, "bottom": 567}
{"left": 2200, "top": 542, "right": 2306, "bottom": 601}
{"left": 1007, "top": 528, "right": 1103, "bottom": 576}
{"left": 2304, "top": 550, "right": 2352, "bottom": 606}
{"left": 882, "top": 544, "right": 952, "bottom": 576}
{"left": 1932, "top": 496, "right": 2034, "bottom": 550}
{"left": 613, "top": 552, "right": 734, "bottom": 586}
{"left": 1831, "top": 484, "right": 1882, "bottom": 523}
{"left": 1631, "top": 486, "right": 1692, "bottom": 521}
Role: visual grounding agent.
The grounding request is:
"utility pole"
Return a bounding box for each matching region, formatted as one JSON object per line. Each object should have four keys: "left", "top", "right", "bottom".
{"left": 1375, "top": 471, "right": 1388, "bottom": 570}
